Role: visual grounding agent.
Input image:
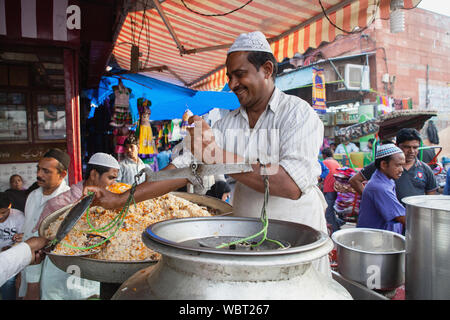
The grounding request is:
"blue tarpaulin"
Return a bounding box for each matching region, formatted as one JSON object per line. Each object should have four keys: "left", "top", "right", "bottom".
{"left": 85, "top": 74, "right": 239, "bottom": 121}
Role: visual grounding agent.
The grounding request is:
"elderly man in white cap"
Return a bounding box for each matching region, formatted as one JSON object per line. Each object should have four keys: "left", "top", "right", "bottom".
{"left": 23, "top": 152, "right": 119, "bottom": 300}
{"left": 84, "top": 31, "right": 331, "bottom": 277}
{"left": 357, "top": 144, "right": 406, "bottom": 234}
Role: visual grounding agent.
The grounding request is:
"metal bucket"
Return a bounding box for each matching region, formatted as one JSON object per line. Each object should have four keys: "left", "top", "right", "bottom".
{"left": 403, "top": 195, "right": 450, "bottom": 299}
{"left": 332, "top": 228, "right": 405, "bottom": 290}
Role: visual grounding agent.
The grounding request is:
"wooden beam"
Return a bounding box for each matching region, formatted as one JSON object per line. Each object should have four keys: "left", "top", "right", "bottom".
{"left": 151, "top": 0, "right": 186, "bottom": 55}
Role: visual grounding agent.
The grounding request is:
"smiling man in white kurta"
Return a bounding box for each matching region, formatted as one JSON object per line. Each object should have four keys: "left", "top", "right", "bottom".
{"left": 178, "top": 31, "right": 330, "bottom": 277}
{"left": 82, "top": 31, "right": 331, "bottom": 277}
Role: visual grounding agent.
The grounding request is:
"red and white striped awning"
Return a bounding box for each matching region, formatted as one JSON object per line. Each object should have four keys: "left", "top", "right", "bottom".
{"left": 112, "top": 0, "right": 420, "bottom": 91}
{"left": 0, "top": 0, "right": 80, "bottom": 45}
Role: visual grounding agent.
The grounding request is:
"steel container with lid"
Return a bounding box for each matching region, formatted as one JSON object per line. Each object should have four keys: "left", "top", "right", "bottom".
{"left": 403, "top": 195, "right": 450, "bottom": 299}
{"left": 112, "top": 217, "right": 352, "bottom": 300}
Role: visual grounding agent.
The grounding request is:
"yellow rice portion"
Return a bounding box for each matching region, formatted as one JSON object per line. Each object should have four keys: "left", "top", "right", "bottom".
{"left": 45, "top": 185, "right": 212, "bottom": 261}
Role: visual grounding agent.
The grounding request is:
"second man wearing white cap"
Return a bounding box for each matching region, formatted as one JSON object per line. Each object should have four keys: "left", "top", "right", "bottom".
{"left": 26, "top": 152, "right": 119, "bottom": 300}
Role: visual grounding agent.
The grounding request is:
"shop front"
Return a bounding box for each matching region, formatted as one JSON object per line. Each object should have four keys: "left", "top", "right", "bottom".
{"left": 0, "top": 0, "right": 121, "bottom": 190}
{"left": 1, "top": 38, "right": 80, "bottom": 192}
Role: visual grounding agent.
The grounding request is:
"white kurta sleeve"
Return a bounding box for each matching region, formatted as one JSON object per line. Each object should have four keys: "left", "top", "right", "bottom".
{"left": 0, "top": 242, "right": 32, "bottom": 286}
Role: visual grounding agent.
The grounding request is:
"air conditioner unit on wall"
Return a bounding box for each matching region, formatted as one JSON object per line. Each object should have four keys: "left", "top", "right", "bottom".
{"left": 337, "top": 64, "right": 370, "bottom": 91}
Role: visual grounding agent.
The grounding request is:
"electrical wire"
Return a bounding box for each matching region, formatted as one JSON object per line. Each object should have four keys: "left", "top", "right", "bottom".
{"left": 180, "top": 0, "right": 253, "bottom": 17}
{"left": 142, "top": 6, "right": 152, "bottom": 69}
{"left": 137, "top": 0, "right": 148, "bottom": 46}
{"left": 319, "top": 0, "right": 380, "bottom": 34}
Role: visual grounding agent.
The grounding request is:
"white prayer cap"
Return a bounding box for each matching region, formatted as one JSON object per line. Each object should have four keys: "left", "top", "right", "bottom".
{"left": 228, "top": 31, "right": 273, "bottom": 54}
{"left": 375, "top": 144, "right": 403, "bottom": 160}
{"left": 88, "top": 152, "right": 120, "bottom": 169}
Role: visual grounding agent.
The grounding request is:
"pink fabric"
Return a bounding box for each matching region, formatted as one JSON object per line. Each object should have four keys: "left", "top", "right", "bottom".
{"left": 115, "top": 145, "right": 125, "bottom": 154}
{"left": 115, "top": 135, "right": 127, "bottom": 154}
{"left": 323, "top": 159, "right": 341, "bottom": 193}
{"left": 116, "top": 135, "right": 127, "bottom": 144}
{"left": 32, "top": 181, "right": 84, "bottom": 232}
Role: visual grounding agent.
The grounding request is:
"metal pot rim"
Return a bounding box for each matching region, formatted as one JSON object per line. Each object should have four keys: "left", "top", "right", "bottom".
{"left": 402, "top": 195, "right": 450, "bottom": 211}
{"left": 331, "top": 228, "right": 405, "bottom": 255}
{"left": 144, "top": 216, "right": 329, "bottom": 256}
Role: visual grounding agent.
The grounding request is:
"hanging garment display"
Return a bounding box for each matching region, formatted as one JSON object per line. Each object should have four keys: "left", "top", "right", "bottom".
{"left": 113, "top": 126, "right": 129, "bottom": 161}
{"left": 136, "top": 98, "right": 158, "bottom": 172}
{"left": 163, "top": 122, "right": 171, "bottom": 145}
{"left": 110, "top": 79, "right": 132, "bottom": 127}
{"left": 169, "top": 119, "right": 183, "bottom": 142}
{"left": 156, "top": 123, "right": 164, "bottom": 149}
{"left": 393, "top": 97, "right": 413, "bottom": 110}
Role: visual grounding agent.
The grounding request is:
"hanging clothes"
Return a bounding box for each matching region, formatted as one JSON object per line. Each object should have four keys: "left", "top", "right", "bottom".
{"left": 163, "top": 122, "right": 170, "bottom": 145}
{"left": 113, "top": 126, "right": 129, "bottom": 161}
{"left": 170, "top": 119, "right": 183, "bottom": 142}
{"left": 137, "top": 99, "right": 159, "bottom": 172}
{"left": 110, "top": 80, "right": 132, "bottom": 127}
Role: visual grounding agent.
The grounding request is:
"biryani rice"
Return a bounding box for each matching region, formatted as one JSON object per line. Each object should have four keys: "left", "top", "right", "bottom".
{"left": 45, "top": 190, "right": 213, "bottom": 261}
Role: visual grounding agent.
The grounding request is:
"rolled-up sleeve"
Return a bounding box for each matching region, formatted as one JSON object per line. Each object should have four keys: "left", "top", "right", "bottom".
{"left": 0, "top": 242, "right": 32, "bottom": 286}
{"left": 278, "top": 101, "right": 323, "bottom": 194}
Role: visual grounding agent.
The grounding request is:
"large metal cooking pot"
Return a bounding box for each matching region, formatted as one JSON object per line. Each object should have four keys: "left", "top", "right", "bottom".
{"left": 332, "top": 228, "right": 405, "bottom": 290}
{"left": 112, "top": 217, "right": 352, "bottom": 300}
{"left": 403, "top": 195, "right": 450, "bottom": 300}
{"left": 38, "top": 192, "right": 231, "bottom": 283}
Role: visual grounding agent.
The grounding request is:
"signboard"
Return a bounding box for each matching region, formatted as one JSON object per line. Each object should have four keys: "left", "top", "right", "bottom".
{"left": 312, "top": 67, "right": 326, "bottom": 114}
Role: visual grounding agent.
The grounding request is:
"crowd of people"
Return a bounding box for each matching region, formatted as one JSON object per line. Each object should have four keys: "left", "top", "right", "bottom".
{"left": 319, "top": 128, "right": 448, "bottom": 237}
{"left": 0, "top": 146, "right": 232, "bottom": 300}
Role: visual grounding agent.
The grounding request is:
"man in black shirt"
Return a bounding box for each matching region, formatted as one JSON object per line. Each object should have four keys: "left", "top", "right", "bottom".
{"left": 349, "top": 128, "right": 438, "bottom": 205}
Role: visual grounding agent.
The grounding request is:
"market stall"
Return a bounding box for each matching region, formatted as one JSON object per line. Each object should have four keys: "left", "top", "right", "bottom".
{"left": 6, "top": 0, "right": 438, "bottom": 302}
{"left": 84, "top": 73, "right": 239, "bottom": 172}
